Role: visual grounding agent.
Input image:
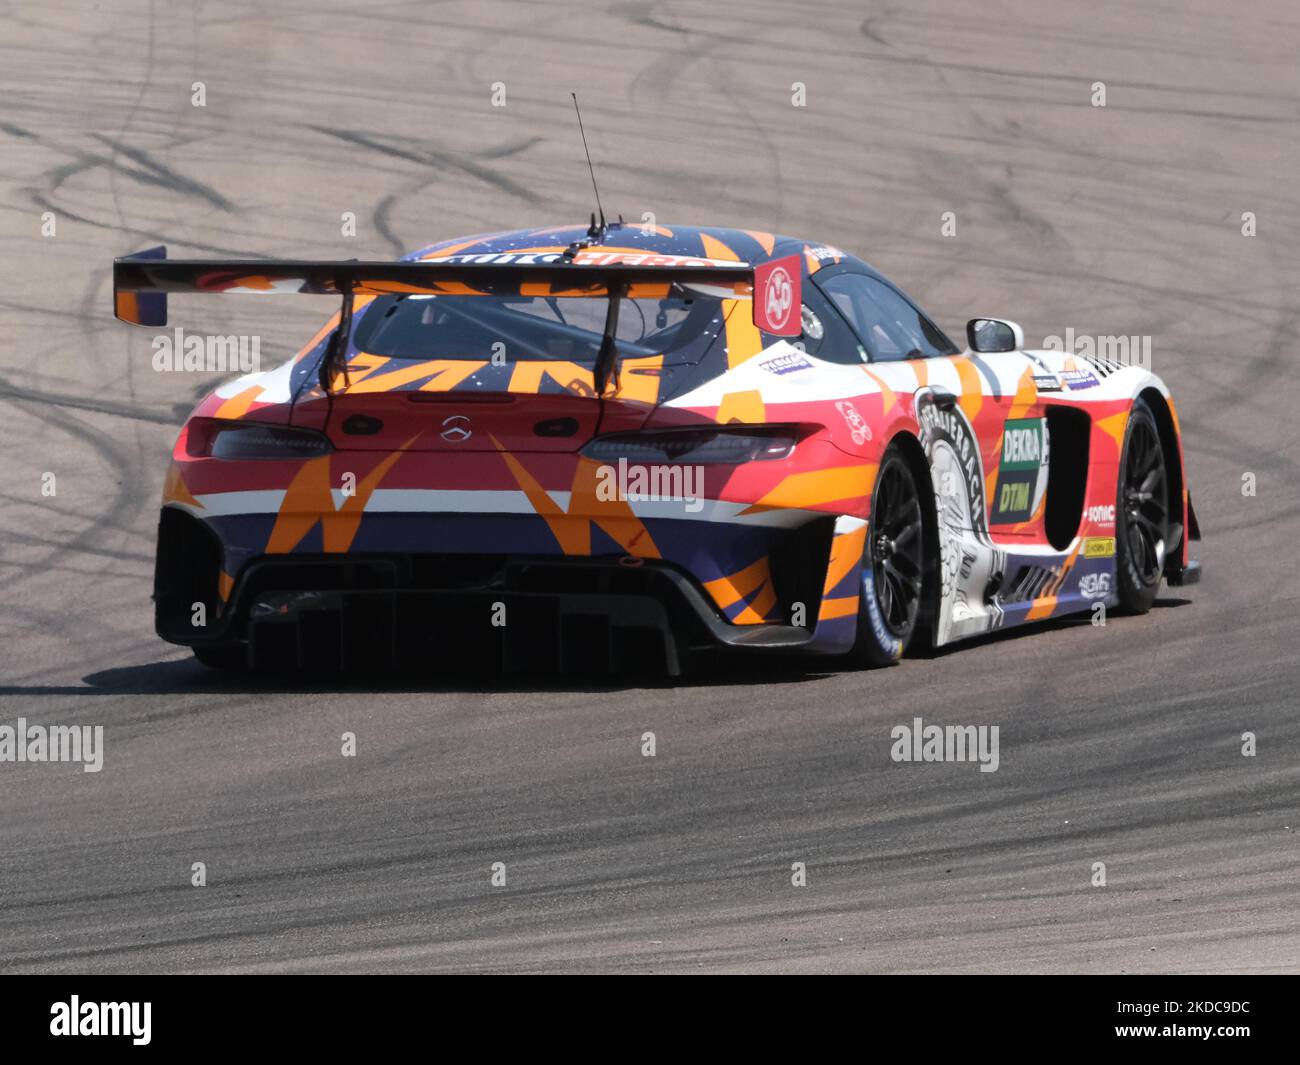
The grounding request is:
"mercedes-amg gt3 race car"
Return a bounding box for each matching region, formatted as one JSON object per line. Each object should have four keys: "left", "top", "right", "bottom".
{"left": 115, "top": 222, "right": 1200, "bottom": 673}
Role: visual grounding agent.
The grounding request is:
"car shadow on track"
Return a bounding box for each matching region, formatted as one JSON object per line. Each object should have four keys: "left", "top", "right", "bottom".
{"left": 0, "top": 599, "right": 1193, "bottom": 697}
{"left": 0, "top": 650, "right": 838, "bottom": 698}
{"left": 911, "top": 595, "right": 1194, "bottom": 661}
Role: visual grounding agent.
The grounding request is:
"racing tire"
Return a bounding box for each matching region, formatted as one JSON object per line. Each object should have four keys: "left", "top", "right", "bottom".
{"left": 849, "top": 444, "right": 926, "bottom": 667}
{"left": 1114, "top": 398, "right": 1169, "bottom": 615}
{"left": 193, "top": 644, "right": 248, "bottom": 670}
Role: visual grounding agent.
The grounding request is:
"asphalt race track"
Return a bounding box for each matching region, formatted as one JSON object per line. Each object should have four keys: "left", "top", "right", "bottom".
{"left": 0, "top": 0, "right": 1297, "bottom": 974}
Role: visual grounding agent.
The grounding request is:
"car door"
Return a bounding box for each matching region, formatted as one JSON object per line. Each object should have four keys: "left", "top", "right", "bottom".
{"left": 812, "top": 267, "right": 1046, "bottom": 540}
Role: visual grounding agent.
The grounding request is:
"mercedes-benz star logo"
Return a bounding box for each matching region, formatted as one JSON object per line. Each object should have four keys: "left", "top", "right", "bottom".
{"left": 440, "top": 415, "right": 473, "bottom": 442}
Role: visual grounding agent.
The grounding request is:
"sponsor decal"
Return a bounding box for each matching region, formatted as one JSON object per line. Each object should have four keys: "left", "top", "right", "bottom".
{"left": 1084, "top": 536, "right": 1116, "bottom": 558}
{"left": 1001, "top": 420, "right": 1043, "bottom": 467}
{"left": 1078, "top": 572, "right": 1112, "bottom": 598}
{"left": 758, "top": 351, "right": 813, "bottom": 375}
{"left": 1032, "top": 373, "right": 1062, "bottom": 392}
{"left": 753, "top": 255, "right": 801, "bottom": 336}
{"left": 1084, "top": 503, "right": 1116, "bottom": 526}
{"left": 915, "top": 390, "right": 1005, "bottom": 646}
{"left": 994, "top": 488, "right": 1031, "bottom": 522}
{"left": 861, "top": 565, "right": 903, "bottom": 660}
{"left": 807, "top": 244, "right": 845, "bottom": 262}
{"left": 422, "top": 252, "right": 565, "bottom": 265}
{"left": 835, "top": 400, "right": 872, "bottom": 445}
{"left": 421, "top": 251, "right": 739, "bottom": 268}
{"left": 570, "top": 251, "right": 737, "bottom": 268}
{"left": 991, "top": 417, "right": 1047, "bottom": 523}
{"left": 1061, "top": 368, "right": 1100, "bottom": 390}
{"left": 916, "top": 395, "right": 987, "bottom": 534}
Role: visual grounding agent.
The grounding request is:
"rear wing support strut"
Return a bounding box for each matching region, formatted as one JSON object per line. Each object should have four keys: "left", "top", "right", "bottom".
{"left": 320, "top": 282, "right": 355, "bottom": 395}
{"left": 594, "top": 281, "right": 625, "bottom": 397}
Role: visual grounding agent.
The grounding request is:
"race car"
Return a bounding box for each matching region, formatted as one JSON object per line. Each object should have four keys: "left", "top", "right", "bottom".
{"left": 114, "top": 220, "right": 1200, "bottom": 674}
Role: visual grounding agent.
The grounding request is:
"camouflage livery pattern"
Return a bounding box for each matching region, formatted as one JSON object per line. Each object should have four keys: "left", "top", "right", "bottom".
{"left": 140, "top": 222, "right": 1195, "bottom": 660}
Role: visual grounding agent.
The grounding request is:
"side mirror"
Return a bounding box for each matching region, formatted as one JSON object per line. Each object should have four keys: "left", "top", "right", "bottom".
{"left": 966, "top": 318, "right": 1024, "bottom": 353}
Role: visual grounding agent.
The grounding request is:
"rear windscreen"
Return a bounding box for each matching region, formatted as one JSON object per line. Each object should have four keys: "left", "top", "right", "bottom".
{"left": 350, "top": 292, "right": 728, "bottom": 364}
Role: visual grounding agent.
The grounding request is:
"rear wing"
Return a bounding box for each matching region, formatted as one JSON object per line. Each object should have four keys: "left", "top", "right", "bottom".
{"left": 113, "top": 246, "right": 801, "bottom": 394}
{"left": 111, "top": 247, "right": 791, "bottom": 323}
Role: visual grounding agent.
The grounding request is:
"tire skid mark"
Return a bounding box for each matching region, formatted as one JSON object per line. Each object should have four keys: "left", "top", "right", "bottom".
{"left": 311, "top": 126, "right": 546, "bottom": 207}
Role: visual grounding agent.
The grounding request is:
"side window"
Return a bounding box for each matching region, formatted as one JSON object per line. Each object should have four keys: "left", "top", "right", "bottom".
{"left": 795, "top": 285, "right": 867, "bottom": 365}
{"left": 816, "top": 272, "right": 957, "bottom": 362}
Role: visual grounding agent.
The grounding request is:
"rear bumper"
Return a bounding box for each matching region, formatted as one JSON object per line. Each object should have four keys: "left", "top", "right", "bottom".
{"left": 161, "top": 552, "right": 817, "bottom": 675}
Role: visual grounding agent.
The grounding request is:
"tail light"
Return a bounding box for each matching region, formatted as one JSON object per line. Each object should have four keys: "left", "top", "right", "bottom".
{"left": 581, "top": 426, "right": 799, "bottom": 464}
{"left": 185, "top": 418, "right": 333, "bottom": 460}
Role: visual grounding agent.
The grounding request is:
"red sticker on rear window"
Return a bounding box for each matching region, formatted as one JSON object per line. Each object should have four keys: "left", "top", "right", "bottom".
{"left": 752, "top": 255, "right": 801, "bottom": 336}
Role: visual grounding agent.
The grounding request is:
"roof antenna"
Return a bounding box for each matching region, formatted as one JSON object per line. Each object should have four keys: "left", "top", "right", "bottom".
{"left": 571, "top": 93, "right": 606, "bottom": 238}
